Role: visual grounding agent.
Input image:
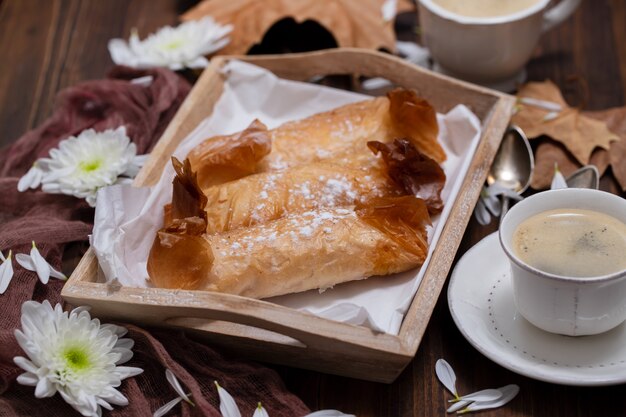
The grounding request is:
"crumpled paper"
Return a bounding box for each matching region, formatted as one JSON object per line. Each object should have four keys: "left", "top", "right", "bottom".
{"left": 92, "top": 60, "right": 481, "bottom": 335}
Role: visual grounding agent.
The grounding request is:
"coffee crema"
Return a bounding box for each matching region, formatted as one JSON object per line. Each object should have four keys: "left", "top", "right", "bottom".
{"left": 431, "top": 0, "right": 541, "bottom": 18}
{"left": 512, "top": 208, "right": 626, "bottom": 278}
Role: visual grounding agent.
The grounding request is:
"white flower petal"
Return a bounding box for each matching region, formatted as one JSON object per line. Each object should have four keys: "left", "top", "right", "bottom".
{"left": 108, "top": 38, "right": 139, "bottom": 66}
{"left": 447, "top": 399, "right": 472, "bottom": 413}
{"left": 305, "top": 411, "right": 356, "bottom": 417}
{"left": 253, "top": 403, "right": 270, "bottom": 417}
{"left": 165, "top": 369, "right": 192, "bottom": 404}
{"left": 0, "top": 250, "right": 5, "bottom": 262}
{"left": 215, "top": 381, "right": 241, "bottom": 417}
{"left": 29, "top": 242, "right": 51, "bottom": 284}
{"left": 153, "top": 397, "right": 183, "bottom": 417}
{"left": 15, "top": 253, "right": 35, "bottom": 270}
{"left": 396, "top": 41, "right": 431, "bottom": 67}
{"left": 473, "top": 199, "right": 491, "bottom": 226}
{"left": 381, "top": 0, "right": 397, "bottom": 22}
{"left": 185, "top": 56, "right": 209, "bottom": 69}
{"left": 0, "top": 251, "right": 14, "bottom": 294}
{"left": 361, "top": 77, "right": 393, "bottom": 90}
{"left": 518, "top": 97, "right": 562, "bottom": 112}
{"left": 49, "top": 264, "right": 67, "bottom": 280}
{"left": 13, "top": 356, "right": 39, "bottom": 373}
{"left": 17, "top": 165, "right": 44, "bottom": 192}
{"left": 130, "top": 75, "right": 154, "bottom": 87}
{"left": 34, "top": 377, "right": 56, "bottom": 398}
{"left": 16, "top": 372, "right": 39, "bottom": 386}
{"left": 458, "top": 384, "right": 519, "bottom": 414}
{"left": 453, "top": 388, "right": 502, "bottom": 403}
{"left": 435, "top": 359, "right": 458, "bottom": 397}
{"left": 482, "top": 194, "right": 501, "bottom": 217}
{"left": 113, "top": 366, "right": 143, "bottom": 378}
{"left": 551, "top": 164, "right": 568, "bottom": 190}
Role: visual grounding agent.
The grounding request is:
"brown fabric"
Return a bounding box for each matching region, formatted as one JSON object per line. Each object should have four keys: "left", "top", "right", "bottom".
{"left": 0, "top": 67, "right": 310, "bottom": 417}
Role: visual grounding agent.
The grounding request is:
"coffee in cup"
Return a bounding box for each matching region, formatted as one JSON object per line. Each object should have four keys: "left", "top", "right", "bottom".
{"left": 512, "top": 208, "right": 626, "bottom": 278}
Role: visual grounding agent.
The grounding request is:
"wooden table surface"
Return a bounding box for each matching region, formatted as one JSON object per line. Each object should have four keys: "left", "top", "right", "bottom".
{"left": 2, "top": 1, "right": 626, "bottom": 416}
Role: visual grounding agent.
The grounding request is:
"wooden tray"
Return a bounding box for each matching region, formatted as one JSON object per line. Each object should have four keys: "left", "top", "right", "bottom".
{"left": 62, "top": 48, "right": 515, "bottom": 383}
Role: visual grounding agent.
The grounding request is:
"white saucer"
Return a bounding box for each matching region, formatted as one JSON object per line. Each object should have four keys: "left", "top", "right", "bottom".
{"left": 448, "top": 232, "right": 626, "bottom": 386}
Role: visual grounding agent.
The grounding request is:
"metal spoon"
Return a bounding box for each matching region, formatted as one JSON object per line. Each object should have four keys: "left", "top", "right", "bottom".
{"left": 565, "top": 165, "right": 599, "bottom": 189}
{"left": 487, "top": 125, "right": 535, "bottom": 218}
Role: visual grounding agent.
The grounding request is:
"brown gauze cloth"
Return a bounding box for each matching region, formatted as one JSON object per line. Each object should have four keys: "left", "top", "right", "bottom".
{"left": 0, "top": 66, "right": 310, "bottom": 417}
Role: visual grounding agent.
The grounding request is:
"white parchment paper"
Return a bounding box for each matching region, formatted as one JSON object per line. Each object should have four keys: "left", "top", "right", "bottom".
{"left": 92, "top": 60, "right": 481, "bottom": 335}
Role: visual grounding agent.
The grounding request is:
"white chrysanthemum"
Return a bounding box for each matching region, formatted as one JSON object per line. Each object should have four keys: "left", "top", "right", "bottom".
{"left": 18, "top": 126, "right": 144, "bottom": 207}
{"left": 108, "top": 17, "right": 233, "bottom": 70}
{"left": 14, "top": 300, "right": 143, "bottom": 417}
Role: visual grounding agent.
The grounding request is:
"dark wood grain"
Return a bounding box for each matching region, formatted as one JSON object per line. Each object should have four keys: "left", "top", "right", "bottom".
{"left": 1, "top": 1, "right": 625, "bottom": 416}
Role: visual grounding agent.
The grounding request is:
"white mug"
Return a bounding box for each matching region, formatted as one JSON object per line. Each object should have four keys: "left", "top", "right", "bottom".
{"left": 499, "top": 189, "right": 626, "bottom": 336}
{"left": 418, "top": 0, "right": 581, "bottom": 91}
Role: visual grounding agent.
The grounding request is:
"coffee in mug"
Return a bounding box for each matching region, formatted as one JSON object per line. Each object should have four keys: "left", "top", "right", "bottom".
{"left": 431, "top": 0, "right": 541, "bottom": 18}
{"left": 512, "top": 208, "right": 626, "bottom": 278}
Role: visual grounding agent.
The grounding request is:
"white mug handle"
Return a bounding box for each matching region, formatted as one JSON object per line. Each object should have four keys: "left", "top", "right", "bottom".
{"left": 542, "top": 0, "right": 582, "bottom": 32}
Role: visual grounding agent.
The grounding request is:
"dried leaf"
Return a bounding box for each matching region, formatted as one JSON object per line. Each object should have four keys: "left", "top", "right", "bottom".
{"left": 531, "top": 139, "right": 611, "bottom": 190}
{"left": 181, "top": 0, "right": 414, "bottom": 54}
{"left": 587, "top": 107, "right": 626, "bottom": 191}
{"left": 513, "top": 81, "right": 618, "bottom": 165}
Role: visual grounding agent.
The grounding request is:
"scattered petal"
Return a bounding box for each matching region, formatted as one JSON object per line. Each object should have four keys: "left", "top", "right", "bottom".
{"left": 253, "top": 403, "right": 270, "bottom": 417}
{"left": 447, "top": 399, "right": 472, "bottom": 413}
{"left": 381, "top": 0, "right": 398, "bottom": 22}
{"left": 362, "top": 77, "right": 393, "bottom": 90}
{"left": 130, "top": 75, "right": 154, "bottom": 87}
{"left": 458, "top": 384, "right": 519, "bottom": 414}
{"left": 28, "top": 242, "right": 51, "bottom": 284}
{"left": 305, "top": 411, "right": 356, "bottom": 417}
{"left": 436, "top": 359, "right": 458, "bottom": 398}
{"left": 450, "top": 389, "right": 502, "bottom": 403}
{"left": 215, "top": 381, "right": 242, "bottom": 417}
{"left": 550, "top": 164, "right": 568, "bottom": 190}
{"left": 396, "top": 41, "right": 431, "bottom": 68}
{"left": 518, "top": 97, "right": 562, "bottom": 112}
{"left": 542, "top": 111, "right": 560, "bottom": 122}
{"left": 473, "top": 199, "right": 491, "bottom": 226}
{"left": 0, "top": 251, "right": 14, "bottom": 294}
{"left": 153, "top": 397, "right": 183, "bottom": 417}
{"left": 165, "top": 369, "right": 193, "bottom": 405}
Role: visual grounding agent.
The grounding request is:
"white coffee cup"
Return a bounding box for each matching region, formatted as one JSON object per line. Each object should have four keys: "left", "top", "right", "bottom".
{"left": 499, "top": 189, "right": 626, "bottom": 336}
{"left": 418, "top": 0, "right": 581, "bottom": 91}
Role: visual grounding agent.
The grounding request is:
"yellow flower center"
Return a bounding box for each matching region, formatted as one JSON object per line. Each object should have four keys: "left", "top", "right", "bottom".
{"left": 162, "top": 38, "right": 184, "bottom": 51}
{"left": 79, "top": 159, "right": 102, "bottom": 173}
{"left": 63, "top": 346, "right": 91, "bottom": 371}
